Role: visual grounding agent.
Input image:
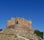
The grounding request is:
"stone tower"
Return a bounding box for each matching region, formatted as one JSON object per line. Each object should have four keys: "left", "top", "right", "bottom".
{"left": 6, "top": 17, "right": 32, "bottom": 30}
{"left": 0, "top": 17, "right": 40, "bottom": 40}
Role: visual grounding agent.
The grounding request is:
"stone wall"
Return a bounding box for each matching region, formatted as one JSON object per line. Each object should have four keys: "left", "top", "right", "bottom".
{"left": 0, "top": 32, "right": 17, "bottom": 40}
{"left": 6, "top": 17, "right": 32, "bottom": 30}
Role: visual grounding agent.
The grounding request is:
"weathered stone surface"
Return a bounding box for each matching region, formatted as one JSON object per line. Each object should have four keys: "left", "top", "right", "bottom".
{"left": 0, "top": 17, "right": 40, "bottom": 40}
{"left": 6, "top": 17, "right": 32, "bottom": 30}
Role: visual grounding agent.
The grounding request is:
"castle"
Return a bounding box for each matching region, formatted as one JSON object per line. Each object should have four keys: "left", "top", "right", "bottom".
{"left": 0, "top": 17, "right": 40, "bottom": 40}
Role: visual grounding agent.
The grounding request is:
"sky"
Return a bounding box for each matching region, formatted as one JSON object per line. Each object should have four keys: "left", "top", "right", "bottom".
{"left": 0, "top": 0, "right": 44, "bottom": 32}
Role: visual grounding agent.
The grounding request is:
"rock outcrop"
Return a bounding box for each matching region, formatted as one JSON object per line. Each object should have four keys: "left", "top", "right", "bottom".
{"left": 0, "top": 17, "right": 40, "bottom": 40}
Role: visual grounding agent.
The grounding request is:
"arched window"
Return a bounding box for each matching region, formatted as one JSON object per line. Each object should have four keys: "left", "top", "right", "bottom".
{"left": 16, "top": 21, "right": 18, "bottom": 24}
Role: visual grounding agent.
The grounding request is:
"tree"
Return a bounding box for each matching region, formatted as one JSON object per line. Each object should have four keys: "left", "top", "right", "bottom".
{"left": 0, "top": 29, "right": 2, "bottom": 31}
{"left": 34, "top": 30, "right": 43, "bottom": 38}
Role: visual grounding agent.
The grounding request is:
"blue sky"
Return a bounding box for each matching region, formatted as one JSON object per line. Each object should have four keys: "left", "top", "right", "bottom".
{"left": 0, "top": 0, "right": 44, "bottom": 32}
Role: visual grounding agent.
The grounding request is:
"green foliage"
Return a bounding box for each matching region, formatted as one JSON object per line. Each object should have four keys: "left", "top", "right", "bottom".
{"left": 34, "top": 30, "right": 43, "bottom": 38}
{"left": 0, "top": 29, "right": 2, "bottom": 31}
